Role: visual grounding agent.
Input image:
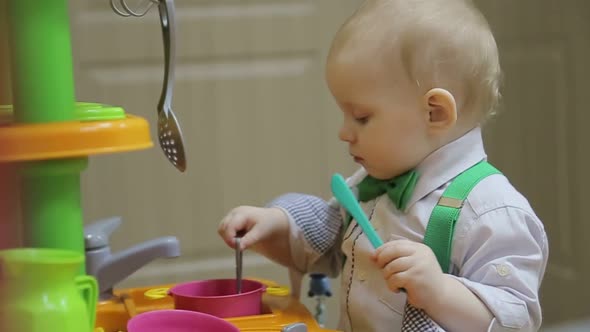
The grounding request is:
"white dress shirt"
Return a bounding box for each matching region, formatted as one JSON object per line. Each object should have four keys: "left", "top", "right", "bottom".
{"left": 270, "top": 127, "right": 548, "bottom": 332}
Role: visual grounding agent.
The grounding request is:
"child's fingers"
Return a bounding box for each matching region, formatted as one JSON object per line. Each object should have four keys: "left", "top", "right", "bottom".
{"left": 374, "top": 236, "right": 409, "bottom": 255}
{"left": 382, "top": 256, "right": 412, "bottom": 280}
{"left": 374, "top": 241, "right": 415, "bottom": 268}
{"left": 385, "top": 270, "right": 410, "bottom": 293}
{"left": 218, "top": 211, "right": 250, "bottom": 248}
{"left": 239, "top": 226, "right": 262, "bottom": 250}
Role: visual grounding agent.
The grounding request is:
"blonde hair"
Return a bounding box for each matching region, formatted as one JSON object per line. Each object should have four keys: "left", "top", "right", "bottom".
{"left": 329, "top": 0, "right": 502, "bottom": 122}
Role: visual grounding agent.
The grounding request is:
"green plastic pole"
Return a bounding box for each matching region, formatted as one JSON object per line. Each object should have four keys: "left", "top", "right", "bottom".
{"left": 21, "top": 159, "right": 88, "bottom": 260}
{"left": 8, "top": 0, "right": 75, "bottom": 123}
{"left": 7, "top": 0, "right": 87, "bottom": 274}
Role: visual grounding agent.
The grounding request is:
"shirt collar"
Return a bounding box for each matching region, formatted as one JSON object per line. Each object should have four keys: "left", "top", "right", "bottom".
{"left": 404, "top": 126, "right": 487, "bottom": 211}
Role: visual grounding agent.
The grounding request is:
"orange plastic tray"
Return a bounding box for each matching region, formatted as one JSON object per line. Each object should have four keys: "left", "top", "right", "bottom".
{"left": 95, "top": 280, "right": 339, "bottom": 332}
{"left": 0, "top": 103, "right": 153, "bottom": 162}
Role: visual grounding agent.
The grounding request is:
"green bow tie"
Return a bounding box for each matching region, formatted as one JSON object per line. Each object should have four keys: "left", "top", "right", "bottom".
{"left": 357, "top": 170, "right": 420, "bottom": 211}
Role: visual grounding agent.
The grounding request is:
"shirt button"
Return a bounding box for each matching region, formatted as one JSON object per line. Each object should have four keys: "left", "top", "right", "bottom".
{"left": 357, "top": 270, "right": 367, "bottom": 281}
{"left": 496, "top": 264, "right": 511, "bottom": 277}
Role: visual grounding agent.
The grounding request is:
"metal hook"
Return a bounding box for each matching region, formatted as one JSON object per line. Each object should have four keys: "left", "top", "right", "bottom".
{"left": 110, "top": 0, "right": 131, "bottom": 17}
{"left": 110, "top": 0, "right": 159, "bottom": 18}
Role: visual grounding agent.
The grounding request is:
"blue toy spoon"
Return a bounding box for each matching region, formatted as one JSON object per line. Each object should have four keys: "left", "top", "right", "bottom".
{"left": 331, "top": 173, "right": 383, "bottom": 249}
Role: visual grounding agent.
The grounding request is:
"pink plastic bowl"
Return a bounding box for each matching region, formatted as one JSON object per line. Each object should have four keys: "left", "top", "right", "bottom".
{"left": 169, "top": 279, "right": 266, "bottom": 318}
{"left": 127, "top": 309, "right": 240, "bottom": 332}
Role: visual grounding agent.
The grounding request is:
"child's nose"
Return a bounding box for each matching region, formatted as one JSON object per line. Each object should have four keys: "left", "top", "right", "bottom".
{"left": 338, "top": 123, "right": 355, "bottom": 143}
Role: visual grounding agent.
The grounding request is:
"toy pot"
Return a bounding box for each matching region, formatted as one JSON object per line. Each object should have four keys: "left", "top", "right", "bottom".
{"left": 146, "top": 279, "right": 267, "bottom": 318}
{"left": 127, "top": 309, "right": 240, "bottom": 332}
{"left": 0, "top": 248, "right": 98, "bottom": 332}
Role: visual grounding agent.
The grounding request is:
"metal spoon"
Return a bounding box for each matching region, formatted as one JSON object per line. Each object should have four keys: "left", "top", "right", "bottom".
{"left": 157, "top": 0, "right": 186, "bottom": 172}
{"left": 235, "top": 237, "right": 242, "bottom": 294}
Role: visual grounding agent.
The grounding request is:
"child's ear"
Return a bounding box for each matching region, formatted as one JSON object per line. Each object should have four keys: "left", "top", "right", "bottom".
{"left": 422, "top": 88, "right": 457, "bottom": 131}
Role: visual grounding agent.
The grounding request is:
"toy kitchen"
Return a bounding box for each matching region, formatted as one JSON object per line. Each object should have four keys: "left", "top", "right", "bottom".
{"left": 0, "top": 1, "right": 337, "bottom": 331}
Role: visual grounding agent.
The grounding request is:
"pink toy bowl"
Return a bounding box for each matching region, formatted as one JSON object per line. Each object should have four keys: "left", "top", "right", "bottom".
{"left": 169, "top": 279, "right": 267, "bottom": 318}
{"left": 127, "top": 309, "right": 240, "bottom": 332}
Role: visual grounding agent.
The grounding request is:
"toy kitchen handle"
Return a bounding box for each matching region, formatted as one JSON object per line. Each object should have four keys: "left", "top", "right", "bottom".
{"left": 84, "top": 216, "right": 122, "bottom": 250}
{"left": 75, "top": 275, "right": 98, "bottom": 331}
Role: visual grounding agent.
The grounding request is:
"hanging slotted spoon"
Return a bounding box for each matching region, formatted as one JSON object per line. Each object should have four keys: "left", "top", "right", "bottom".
{"left": 157, "top": 0, "right": 186, "bottom": 172}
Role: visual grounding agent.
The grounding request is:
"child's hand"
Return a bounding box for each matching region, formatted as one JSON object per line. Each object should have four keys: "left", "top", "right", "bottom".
{"left": 372, "top": 238, "right": 444, "bottom": 309}
{"left": 218, "top": 206, "right": 289, "bottom": 251}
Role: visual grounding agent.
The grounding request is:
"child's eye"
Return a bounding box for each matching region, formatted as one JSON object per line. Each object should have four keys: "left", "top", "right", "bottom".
{"left": 355, "top": 116, "right": 370, "bottom": 124}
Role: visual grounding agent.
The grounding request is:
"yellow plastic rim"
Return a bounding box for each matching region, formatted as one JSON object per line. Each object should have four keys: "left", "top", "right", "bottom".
{"left": 243, "top": 278, "right": 291, "bottom": 297}
{"left": 144, "top": 287, "right": 169, "bottom": 300}
{"left": 0, "top": 114, "right": 153, "bottom": 162}
{"left": 265, "top": 285, "right": 290, "bottom": 296}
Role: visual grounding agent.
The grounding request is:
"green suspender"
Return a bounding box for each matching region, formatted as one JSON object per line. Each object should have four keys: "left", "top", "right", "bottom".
{"left": 423, "top": 161, "right": 501, "bottom": 273}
